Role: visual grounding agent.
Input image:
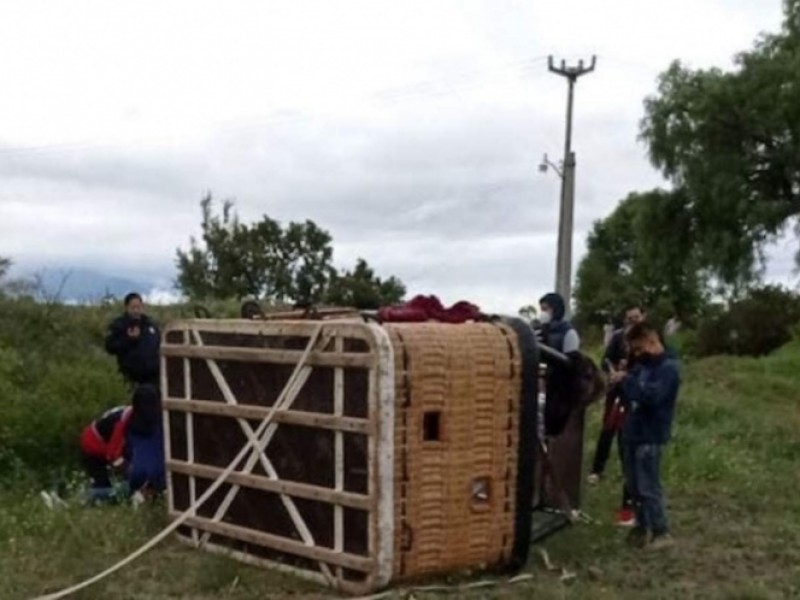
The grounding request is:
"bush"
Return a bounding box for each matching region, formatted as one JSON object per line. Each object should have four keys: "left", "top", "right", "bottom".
{"left": 0, "top": 298, "right": 150, "bottom": 486}
{"left": 666, "top": 328, "right": 698, "bottom": 359}
{"left": 695, "top": 286, "right": 800, "bottom": 357}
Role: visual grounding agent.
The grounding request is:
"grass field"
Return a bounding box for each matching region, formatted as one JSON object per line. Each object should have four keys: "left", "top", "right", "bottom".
{"left": 3, "top": 342, "right": 800, "bottom": 599}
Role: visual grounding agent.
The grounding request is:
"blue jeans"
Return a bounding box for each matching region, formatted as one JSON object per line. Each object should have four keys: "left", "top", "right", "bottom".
{"left": 623, "top": 443, "right": 668, "bottom": 535}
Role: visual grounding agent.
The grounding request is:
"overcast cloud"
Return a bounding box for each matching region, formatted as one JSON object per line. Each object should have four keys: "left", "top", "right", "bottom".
{"left": 0, "top": 0, "right": 792, "bottom": 311}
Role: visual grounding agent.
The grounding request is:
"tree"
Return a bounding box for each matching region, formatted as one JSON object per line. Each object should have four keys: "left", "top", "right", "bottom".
{"left": 282, "top": 221, "right": 335, "bottom": 306}
{"left": 640, "top": 0, "right": 800, "bottom": 285}
{"left": 0, "top": 257, "right": 10, "bottom": 282}
{"left": 176, "top": 195, "right": 333, "bottom": 303}
{"left": 176, "top": 195, "right": 295, "bottom": 301}
{"left": 574, "top": 189, "right": 706, "bottom": 325}
{"left": 176, "top": 195, "right": 406, "bottom": 307}
{"left": 0, "top": 257, "right": 35, "bottom": 298}
{"left": 325, "top": 258, "right": 406, "bottom": 309}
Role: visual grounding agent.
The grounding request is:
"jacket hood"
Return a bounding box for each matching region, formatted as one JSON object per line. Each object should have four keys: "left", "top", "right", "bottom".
{"left": 539, "top": 292, "right": 566, "bottom": 322}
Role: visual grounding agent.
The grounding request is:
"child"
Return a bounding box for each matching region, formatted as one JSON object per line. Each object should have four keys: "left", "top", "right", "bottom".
{"left": 79, "top": 384, "right": 164, "bottom": 504}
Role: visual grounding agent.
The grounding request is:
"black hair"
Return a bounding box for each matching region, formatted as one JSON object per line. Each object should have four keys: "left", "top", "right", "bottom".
{"left": 124, "top": 292, "right": 143, "bottom": 307}
{"left": 624, "top": 302, "right": 645, "bottom": 315}
{"left": 128, "top": 384, "right": 161, "bottom": 436}
{"left": 626, "top": 321, "right": 659, "bottom": 343}
{"left": 240, "top": 300, "right": 264, "bottom": 319}
{"left": 539, "top": 292, "right": 566, "bottom": 321}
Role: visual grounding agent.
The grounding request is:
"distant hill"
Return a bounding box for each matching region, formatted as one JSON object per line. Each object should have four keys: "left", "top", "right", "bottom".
{"left": 31, "top": 268, "right": 153, "bottom": 302}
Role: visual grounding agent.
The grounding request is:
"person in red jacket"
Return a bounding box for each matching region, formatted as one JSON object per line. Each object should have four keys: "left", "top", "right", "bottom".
{"left": 79, "top": 384, "right": 164, "bottom": 505}
{"left": 80, "top": 404, "right": 133, "bottom": 502}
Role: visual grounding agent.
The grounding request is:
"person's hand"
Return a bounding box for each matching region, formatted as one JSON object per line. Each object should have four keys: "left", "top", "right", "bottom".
{"left": 127, "top": 325, "right": 141, "bottom": 338}
{"left": 608, "top": 369, "right": 627, "bottom": 385}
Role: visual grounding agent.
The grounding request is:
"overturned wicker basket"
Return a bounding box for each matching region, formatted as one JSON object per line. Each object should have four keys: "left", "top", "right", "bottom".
{"left": 161, "top": 317, "right": 538, "bottom": 595}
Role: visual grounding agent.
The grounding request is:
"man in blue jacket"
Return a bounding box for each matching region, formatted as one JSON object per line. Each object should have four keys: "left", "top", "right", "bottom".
{"left": 105, "top": 292, "right": 161, "bottom": 386}
{"left": 610, "top": 321, "right": 680, "bottom": 549}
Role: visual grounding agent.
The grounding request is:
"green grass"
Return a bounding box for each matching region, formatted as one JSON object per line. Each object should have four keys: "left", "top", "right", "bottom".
{"left": 2, "top": 303, "right": 800, "bottom": 598}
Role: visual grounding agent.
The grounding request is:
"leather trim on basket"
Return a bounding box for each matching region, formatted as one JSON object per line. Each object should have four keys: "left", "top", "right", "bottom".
{"left": 498, "top": 317, "right": 539, "bottom": 571}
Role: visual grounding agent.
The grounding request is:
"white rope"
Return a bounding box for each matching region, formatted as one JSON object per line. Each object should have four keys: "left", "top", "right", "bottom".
{"left": 32, "top": 324, "right": 323, "bottom": 600}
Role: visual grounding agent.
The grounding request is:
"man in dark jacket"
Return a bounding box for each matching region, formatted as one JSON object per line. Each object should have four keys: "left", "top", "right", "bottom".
{"left": 105, "top": 292, "right": 160, "bottom": 386}
{"left": 536, "top": 292, "right": 590, "bottom": 438}
{"left": 587, "top": 303, "right": 646, "bottom": 525}
{"left": 538, "top": 292, "right": 580, "bottom": 353}
{"left": 611, "top": 321, "right": 680, "bottom": 549}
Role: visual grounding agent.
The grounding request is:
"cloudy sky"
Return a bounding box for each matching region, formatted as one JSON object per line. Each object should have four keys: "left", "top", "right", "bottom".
{"left": 0, "top": 0, "right": 792, "bottom": 311}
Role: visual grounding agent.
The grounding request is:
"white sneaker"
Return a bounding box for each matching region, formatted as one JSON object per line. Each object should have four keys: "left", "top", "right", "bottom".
{"left": 40, "top": 491, "right": 55, "bottom": 510}
{"left": 131, "top": 491, "right": 146, "bottom": 509}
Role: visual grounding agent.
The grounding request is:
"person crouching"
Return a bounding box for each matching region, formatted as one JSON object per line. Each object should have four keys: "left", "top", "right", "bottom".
{"left": 79, "top": 384, "right": 165, "bottom": 504}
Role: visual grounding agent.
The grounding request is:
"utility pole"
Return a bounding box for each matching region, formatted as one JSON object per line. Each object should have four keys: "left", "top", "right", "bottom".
{"left": 548, "top": 55, "right": 596, "bottom": 315}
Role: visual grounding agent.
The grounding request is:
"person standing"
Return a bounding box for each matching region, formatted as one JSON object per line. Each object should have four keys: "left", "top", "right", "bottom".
{"left": 538, "top": 292, "right": 580, "bottom": 353}
{"left": 105, "top": 292, "right": 161, "bottom": 387}
{"left": 610, "top": 321, "right": 680, "bottom": 549}
{"left": 587, "top": 304, "right": 646, "bottom": 525}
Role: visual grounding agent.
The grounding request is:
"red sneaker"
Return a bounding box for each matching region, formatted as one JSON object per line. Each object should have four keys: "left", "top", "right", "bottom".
{"left": 615, "top": 508, "right": 636, "bottom": 527}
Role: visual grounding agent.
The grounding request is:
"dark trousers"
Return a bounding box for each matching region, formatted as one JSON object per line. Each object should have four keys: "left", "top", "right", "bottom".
{"left": 592, "top": 428, "right": 633, "bottom": 508}
{"left": 591, "top": 389, "right": 620, "bottom": 474}
{"left": 623, "top": 443, "right": 668, "bottom": 535}
{"left": 82, "top": 452, "right": 111, "bottom": 489}
{"left": 591, "top": 390, "right": 632, "bottom": 508}
{"left": 591, "top": 426, "right": 619, "bottom": 475}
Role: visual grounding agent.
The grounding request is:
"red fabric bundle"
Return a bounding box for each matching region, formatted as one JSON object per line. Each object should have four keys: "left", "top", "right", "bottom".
{"left": 378, "top": 295, "right": 481, "bottom": 324}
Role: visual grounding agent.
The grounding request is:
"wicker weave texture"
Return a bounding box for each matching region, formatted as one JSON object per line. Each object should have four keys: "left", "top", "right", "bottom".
{"left": 386, "top": 322, "right": 521, "bottom": 579}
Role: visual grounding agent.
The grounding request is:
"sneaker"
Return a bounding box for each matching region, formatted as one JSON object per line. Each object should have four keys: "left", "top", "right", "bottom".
{"left": 131, "top": 491, "right": 146, "bottom": 509}
{"left": 615, "top": 507, "right": 636, "bottom": 527}
{"left": 647, "top": 533, "right": 675, "bottom": 551}
{"left": 587, "top": 473, "right": 601, "bottom": 485}
{"left": 40, "top": 491, "right": 55, "bottom": 510}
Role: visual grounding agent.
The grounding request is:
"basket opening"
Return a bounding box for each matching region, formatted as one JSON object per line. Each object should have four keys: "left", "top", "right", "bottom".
{"left": 422, "top": 411, "right": 442, "bottom": 442}
{"left": 471, "top": 476, "right": 491, "bottom": 506}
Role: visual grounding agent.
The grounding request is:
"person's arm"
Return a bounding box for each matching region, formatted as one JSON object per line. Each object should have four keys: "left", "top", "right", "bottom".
{"left": 601, "top": 332, "right": 623, "bottom": 373}
{"left": 621, "top": 363, "right": 679, "bottom": 408}
{"left": 105, "top": 408, "right": 132, "bottom": 465}
{"left": 105, "top": 318, "right": 136, "bottom": 356}
{"left": 150, "top": 319, "right": 161, "bottom": 347}
{"left": 562, "top": 329, "right": 580, "bottom": 353}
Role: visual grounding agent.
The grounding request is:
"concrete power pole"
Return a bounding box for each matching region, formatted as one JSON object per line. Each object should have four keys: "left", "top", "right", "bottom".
{"left": 548, "top": 55, "right": 596, "bottom": 315}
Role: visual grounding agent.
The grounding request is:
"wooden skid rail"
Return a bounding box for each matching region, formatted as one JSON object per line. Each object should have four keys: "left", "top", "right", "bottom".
{"left": 161, "top": 344, "right": 375, "bottom": 369}
{"left": 171, "top": 513, "right": 375, "bottom": 572}
{"left": 168, "top": 459, "right": 371, "bottom": 510}
{"left": 164, "top": 319, "right": 377, "bottom": 340}
{"left": 174, "top": 536, "right": 378, "bottom": 597}
{"left": 163, "top": 398, "right": 373, "bottom": 434}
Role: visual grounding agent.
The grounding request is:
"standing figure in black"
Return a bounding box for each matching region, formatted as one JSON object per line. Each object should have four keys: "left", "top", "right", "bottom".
{"left": 105, "top": 292, "right": 161, "bottom": 387}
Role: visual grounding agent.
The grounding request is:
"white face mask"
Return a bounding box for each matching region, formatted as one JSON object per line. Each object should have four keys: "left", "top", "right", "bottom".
{"left": 539, "top": 311, "right": 552, "bottom": 325}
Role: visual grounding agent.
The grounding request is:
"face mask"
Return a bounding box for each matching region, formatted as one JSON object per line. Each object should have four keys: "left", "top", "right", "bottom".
{"left": 636, "top": 352, "right": 655, "bottom": 364}
{"left": 539, "top": 311, "right": 552, "bottom": 325}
